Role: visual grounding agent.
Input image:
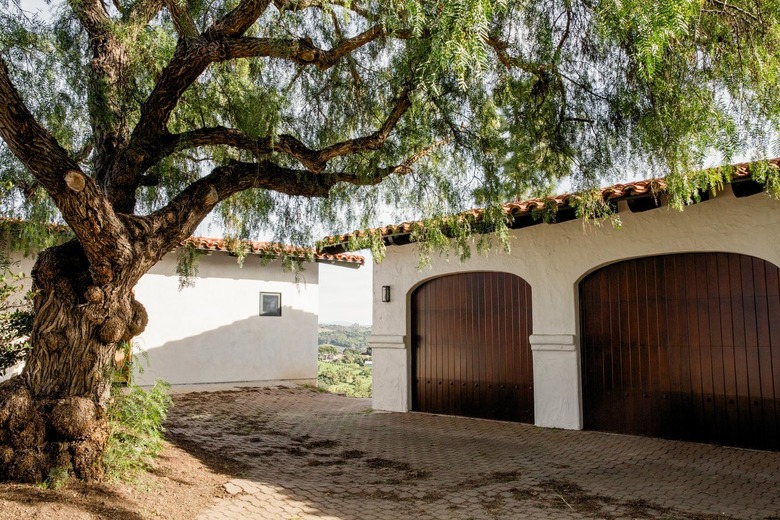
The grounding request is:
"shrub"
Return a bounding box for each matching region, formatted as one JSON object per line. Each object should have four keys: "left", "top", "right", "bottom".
{"left": 0, "top": 257, "right": 33, "bottom": 376}
{"left": 103, "top": 379, "right": 172, "bottom": 481}
{"left": 318, "top": 360, "right": 372, "bottom": 398}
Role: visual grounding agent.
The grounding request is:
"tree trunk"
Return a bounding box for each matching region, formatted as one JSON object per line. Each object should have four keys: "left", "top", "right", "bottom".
{"left": 0, "top": 240, "right": 148, "bottom": 482}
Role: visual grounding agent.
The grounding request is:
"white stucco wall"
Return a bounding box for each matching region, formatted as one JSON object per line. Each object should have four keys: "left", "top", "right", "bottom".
{"left": 371, "top": 187, "right": 780, "bottom": 430}
{"left": 134, "top": 251, "right": 320, "bottom": 386}
{"left": 1, "top": 248, "right": 323, "bottom": 387}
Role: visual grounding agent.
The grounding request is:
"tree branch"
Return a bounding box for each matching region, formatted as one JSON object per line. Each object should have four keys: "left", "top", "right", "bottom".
{"left": 220, "top": 25, "right": 384, "bottom": 69}
{"left": 127, "top": 0, "right": 273, "bottom": 157}
{"left": 704, "top": 0, "right": 760, "bottom": 22}
{"left": 315, "top": 89, "right": 411, "bottom": 165}
{"left": 272, "top": 0, "right": 374, "bottom": 20}
{"left": 209, "top": 0, "right": 275, "bottom": 37}
{"left": 486, "top": 37, "right": 543, "bottom": 76}
{"left": 147, "top": 159, "right": 387, "bottom": 250}
{"left": 164, "top": 0, "right": 199, "bottom": 39}
{"left": 124, "top": 0, "right": 166, "bottom": 25}
{"left": 68, "top": 0, "right": 110, "bottom": 39}
{"left": 0, "top": 58, "right": 132, "bottom": 277}
{"left": 553, "top": 4, "right": 572, "bottom": 63}
{"left": 69, "top": 0, "right": 133, "bottom": 185}
{"left": 153, "top": 88, "right": 411, "bottom": 173}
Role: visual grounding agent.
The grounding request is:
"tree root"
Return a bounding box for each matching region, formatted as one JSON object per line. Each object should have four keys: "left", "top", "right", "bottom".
{"left": 0, "top": 377, "right": 108, "bottom": 483}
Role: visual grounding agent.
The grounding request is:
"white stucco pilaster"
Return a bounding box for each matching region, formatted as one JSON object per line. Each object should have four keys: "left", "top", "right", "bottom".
{"left": 530, "top": 334, "right": 581, "bottom": 429}
{"left": 368, "top": 335, "right": 408, "bottom": 412}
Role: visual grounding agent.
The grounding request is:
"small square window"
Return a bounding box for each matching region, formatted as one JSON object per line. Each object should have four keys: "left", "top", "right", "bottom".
{"left": 259, "top": 292, "right": 282, "bottom": 316}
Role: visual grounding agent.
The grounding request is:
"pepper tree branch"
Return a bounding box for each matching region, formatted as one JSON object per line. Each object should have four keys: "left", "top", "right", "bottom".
{"left": 152, "top": 89, "right": 411, "bottom": 173}
{"left": 220, "top": 24, "right": 384, "bottom": 69}
{"left": 68, "top": 0, "right": 131, "bottom": 178}
{"left": 0, "top": 58, "right": 132, "bottom": 274}
{"left": 164, "top": 0, "right": 199, "bottom": 39}
{"left": 486, "top": 36, "right": 544, "bottom": 76}
{"left": 148, "top": 147, "right": 428, "bottom": 250}
{"left": 124, "top": 0, "right": 166, "bottom": 25}
{"left": 272, "top": 0, "right": 374, "bottom": 19}
{"left": 128, "top": 0, "right": 274, "bottom": 148}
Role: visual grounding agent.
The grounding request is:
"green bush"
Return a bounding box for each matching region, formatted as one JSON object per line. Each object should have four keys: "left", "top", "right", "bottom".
{"left": 104, "top": 379, "right": 172, "bottom": 481}
{"left": 0, "top": 257, "right": 33, "bottom": 376}
{"left": 318, "top": 344, "right": 339, "bottom": 361}
{"left": 318, "top": 360, "right": 372, "bottom": 398}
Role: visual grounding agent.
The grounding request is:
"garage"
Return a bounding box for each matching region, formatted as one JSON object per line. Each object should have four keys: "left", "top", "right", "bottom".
{"left": 411, "top": 272, "right": 534, "bottom": 422}
{"left": 580, "top": 252, "right": 780, "bottom": 450}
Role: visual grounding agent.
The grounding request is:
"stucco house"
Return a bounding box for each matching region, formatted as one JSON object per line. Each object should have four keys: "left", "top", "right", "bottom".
{"left": 320, "top": 160, "right": 780, "bottom": 451}
{"left": 1, "top": 233, "right": 363, "bottom": 387}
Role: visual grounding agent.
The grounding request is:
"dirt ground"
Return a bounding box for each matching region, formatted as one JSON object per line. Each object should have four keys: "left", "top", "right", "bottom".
{"left": 0, "top": 439, "right": 233, "bottom": 520}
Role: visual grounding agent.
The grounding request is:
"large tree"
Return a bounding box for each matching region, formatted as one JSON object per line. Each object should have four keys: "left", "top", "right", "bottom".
{"left": 1, "top": 0, "right": 780, "bottom": 482}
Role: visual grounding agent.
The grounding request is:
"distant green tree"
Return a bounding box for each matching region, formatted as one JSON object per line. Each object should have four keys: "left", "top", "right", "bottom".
{"left": 341, "top": 348, "right": 365, "bottom": 366}
{"left": 318, "top": 360, "right": 372, "bottom": 398}
{"left": 318, "top": 324, "right": 372, "bottom": 353}
{"left": 318, "top": 344, "right": 339, "bottom": 361}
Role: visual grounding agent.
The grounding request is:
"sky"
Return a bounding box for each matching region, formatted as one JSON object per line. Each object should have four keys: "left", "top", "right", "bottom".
{"left": 318, "top": 252, "right": 373, "bottom": 325}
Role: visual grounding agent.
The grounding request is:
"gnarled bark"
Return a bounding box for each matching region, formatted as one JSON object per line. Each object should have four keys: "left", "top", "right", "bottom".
{"left": 0, "top": 241, "right": 148, "bottom": 482}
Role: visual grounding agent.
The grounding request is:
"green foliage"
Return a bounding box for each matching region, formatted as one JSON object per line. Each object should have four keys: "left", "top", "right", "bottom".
{"left": 104, "top": 380, "right": 172, "bottom": 481}
{"left": 175, "top": 243, "right": 201, "bottom": 291}
{"left": 318, "top": 361, "right": 372, "bottom": 398}
{"left": 318, "top": 323, "right": 371, "bottom": 353}
{"left": 39, "top": 465, "right": 70, "bottom": 490}
{"left": 0, "top": 255, "right": 33, "bottom": 375}
{"left": 317, "top": 325, "right": 373, "bottom": 396}
{"left": 318, "top": 344, "right": 339, "bottom": 361}
{"left": 341, "top": 348, "right": 365, "bottom": 366}
{"left": 3, "top": 0, "right": 780, "bottom": 255}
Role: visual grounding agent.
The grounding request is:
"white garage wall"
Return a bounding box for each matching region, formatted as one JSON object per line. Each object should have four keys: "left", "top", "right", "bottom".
{"left": 370, "top": 186, "right": 780, "bottom": 429}
{"left": 134, "top": 251, "right": 319, "bottom": 386}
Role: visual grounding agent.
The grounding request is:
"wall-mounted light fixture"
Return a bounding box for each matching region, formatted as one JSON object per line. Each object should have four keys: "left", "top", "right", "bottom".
{"left": 381, "top": 285, "right": 391, "bottom": 302}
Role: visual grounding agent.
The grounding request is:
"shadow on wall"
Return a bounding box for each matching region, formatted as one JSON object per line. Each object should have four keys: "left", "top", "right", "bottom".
{"left": 133, "top": 307, "right": 318, "bottom": 386}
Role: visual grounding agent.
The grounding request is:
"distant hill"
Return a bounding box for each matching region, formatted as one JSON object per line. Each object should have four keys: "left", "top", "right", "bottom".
{"left": 318, "top": 323, "right": 372, "bottom": 353}
{"left": 322, "top": 320, "right": 369, "bottom": 327}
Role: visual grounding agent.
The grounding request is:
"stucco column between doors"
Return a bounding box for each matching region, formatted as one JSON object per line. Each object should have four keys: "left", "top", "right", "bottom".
{"left": 368, "top": 335, "right": 408, "bottom": 412}
{"left": 530, "top": 334, "right": 582, "bottom": 430}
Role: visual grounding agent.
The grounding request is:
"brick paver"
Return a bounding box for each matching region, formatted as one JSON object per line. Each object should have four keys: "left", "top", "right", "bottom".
{"left": 165, "top": 387, "right": 780, "bottom": 520}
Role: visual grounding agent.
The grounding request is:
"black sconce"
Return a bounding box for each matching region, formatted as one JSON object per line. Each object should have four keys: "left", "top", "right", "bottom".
{"left": 381, "top": 285, "right": 391, "bottom": 302}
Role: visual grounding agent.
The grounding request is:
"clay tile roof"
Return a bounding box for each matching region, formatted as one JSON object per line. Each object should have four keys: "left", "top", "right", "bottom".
{"left": 0, "top": 219, "right": 364, "bottom": 266}
{"left": 318, "top": 157, "right": 774, "bottom": 253}
{"left": 182, "top": 236, "right": 364, "bottom": 266}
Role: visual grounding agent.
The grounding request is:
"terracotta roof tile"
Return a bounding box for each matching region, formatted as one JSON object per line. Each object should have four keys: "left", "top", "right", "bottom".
{"left": 182, "top": 236, "right": 364, "bottom": 265}
{"left": 319, "top": 158, "right": 774, "bottom": 252}
{"left": 0, "top": 219, "right": 364, "bottom": 266}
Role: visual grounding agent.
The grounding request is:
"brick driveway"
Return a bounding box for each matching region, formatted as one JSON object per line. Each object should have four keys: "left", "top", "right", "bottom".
{"left": 165, "top": 386, "right": 780, "bottom": 520}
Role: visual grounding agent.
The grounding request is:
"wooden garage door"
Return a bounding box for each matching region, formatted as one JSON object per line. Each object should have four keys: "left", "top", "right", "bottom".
{"left": 411, "top": 272, "right": 533, "bottom": 422}
{"left": 580, "top": 253, "right": 780, "bottom": 450}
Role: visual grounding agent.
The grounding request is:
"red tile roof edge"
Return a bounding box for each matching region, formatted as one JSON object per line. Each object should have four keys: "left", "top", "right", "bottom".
{"left": 0, "top": 219, "right": 364, "bottom": 266}
{"left": 181, "top": 236, "right": 365, "bottom": 265}
{"left": 318, "top": 158, "right": 777, "bottom": 253}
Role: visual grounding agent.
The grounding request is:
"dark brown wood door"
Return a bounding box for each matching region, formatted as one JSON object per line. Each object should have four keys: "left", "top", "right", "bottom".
{"left": 580, "top": 253, "right": 780, "bottom": 450}
{"left": 411, "top": 272, "right": 533, "bottom": 422}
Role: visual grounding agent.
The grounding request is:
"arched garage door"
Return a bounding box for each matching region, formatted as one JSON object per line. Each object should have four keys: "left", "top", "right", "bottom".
{"left": 580, "top": 253, "right": 780, "bottom": 450}
{"left": 411, "top": 272, "right": 533, "bottom": 422}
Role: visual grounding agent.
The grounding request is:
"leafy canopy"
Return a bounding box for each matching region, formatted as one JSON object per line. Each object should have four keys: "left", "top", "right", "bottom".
{"left": 1, "top": 0, "right": 780, "bottom": 254}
